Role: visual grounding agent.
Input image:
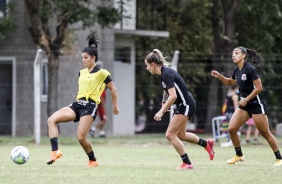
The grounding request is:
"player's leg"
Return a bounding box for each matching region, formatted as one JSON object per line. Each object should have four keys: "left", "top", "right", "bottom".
{"left": 228, "top": 108, "right": 249, "bottom": 147}
{"left": 253, "top": 127, "right": 260, "bottom": 144}
{"left": 177, "top": 123, "right": 214, "bottom": 161}
{"left": 77, "top": 115, "right": 98, "bottom": 167}
{"left": 96, "top": 106, "right": 107, "bottom": 137}
{"left": 166, "top": 114, "right": 193, "bottom": 169}
{"left": 48, "top": 106, "right": 76, "bottom": 137}
{"left": 253, "top": 114, "right": 282, "bottom": 166}
{"left": 226, "top": 108, "right": 249, "bottom": 164}
{"left": 245, "top": 125, "right": 252, "bottom": 144}
{"left": 47, "top": 106, "right": 76, "bottom": 165}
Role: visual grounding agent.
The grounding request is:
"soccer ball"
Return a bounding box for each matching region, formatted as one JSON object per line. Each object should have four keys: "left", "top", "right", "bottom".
{"left": 11, "top": 146, "right": 29, "bottom": 164}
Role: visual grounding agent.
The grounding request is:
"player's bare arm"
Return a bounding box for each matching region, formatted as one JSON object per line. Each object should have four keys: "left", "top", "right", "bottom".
{"left": 211, "top": 70, "right": 236, "bottom": 86}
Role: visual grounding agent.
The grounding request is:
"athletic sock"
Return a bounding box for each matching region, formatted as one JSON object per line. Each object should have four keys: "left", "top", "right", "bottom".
{"left": 87, "top": 150, "right": 96, "bottom": 161}
{"left": 100, "top": 130, "right": 105, "bottom": 135}
{"left": 50, "top": 137, "right": 58, "bottom": 151}
{"left": 180, "top": 153, "right": 191, "bottom": 164}
{"left": 274, "top": 150, "right": 282, "bottom": 159}
{"left": 235, "top": 147, "right": 243, "bottom": 156}
{"left": 197, "top": 138, "right": 207, "bottom": 148}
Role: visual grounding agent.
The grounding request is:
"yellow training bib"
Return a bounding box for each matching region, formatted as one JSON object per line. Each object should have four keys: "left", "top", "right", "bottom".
{"left": 76, "top": 68, "right": 109, "bottom": 104}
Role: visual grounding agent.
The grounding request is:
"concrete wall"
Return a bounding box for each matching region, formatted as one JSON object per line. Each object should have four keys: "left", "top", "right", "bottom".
{"left": 0, "top": 0, "right": 137, "bottom": 137}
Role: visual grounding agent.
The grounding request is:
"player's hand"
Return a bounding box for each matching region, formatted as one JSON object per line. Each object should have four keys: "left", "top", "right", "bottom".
{"left": 113, "top": 106, "right": 119, "bottom": 115}
{"left": 238, "top": 98, "right": 248, "bottom": 107}
{"left": 211, "top": 70, "right": 220, "bottom": 78}
{"left": 154, "top": 111, "right": 163, "bottom": 121}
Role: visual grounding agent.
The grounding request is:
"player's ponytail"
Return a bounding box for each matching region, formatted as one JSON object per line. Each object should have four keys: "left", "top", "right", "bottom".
{"left": 246, "top": 48, "right": 264, "bottom": 66}
{"left": 82, "top": 36, "right": 99, "bottom": 62}
{"left": 236, "top": 46, "right": 264, "bottom": 66}
{"left": 145, "top": 49, "right": 170, "bottom": 66}
{"left": 88, "top": 36, "right": 99, "bottom": 48}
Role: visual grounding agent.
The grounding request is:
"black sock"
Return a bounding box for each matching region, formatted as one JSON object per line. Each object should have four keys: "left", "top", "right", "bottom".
{"left": 50, "top": 137, "right": 58, "bottom": 151}
{"left": 274, "top": 150, "right": 282, "bottom": 159}
{"left": 197, "top": 138, "right": 207, "bottom": 148}
{"left": 181, "top": 153, "right": 191, "bottom": 164}
{"left": 87, "top": 150, "right": 96, "bottom": 161}
{"left": 235, "top": 147, "right": 243, "bottom": 156}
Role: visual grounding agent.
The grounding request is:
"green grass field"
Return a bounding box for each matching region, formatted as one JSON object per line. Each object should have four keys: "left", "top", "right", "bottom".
{"left": 1, "top": 134, "right": 282, "bottom": 184}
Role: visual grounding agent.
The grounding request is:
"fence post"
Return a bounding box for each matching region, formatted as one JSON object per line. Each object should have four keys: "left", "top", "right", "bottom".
{"left": 34, "top": 49, "right": 42, "bottom": 145}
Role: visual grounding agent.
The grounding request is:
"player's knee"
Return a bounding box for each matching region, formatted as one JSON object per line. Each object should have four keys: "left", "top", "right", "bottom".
{"left": 166, "top": 132, "right": 176, "bottom": 141}
{"left": 77, "top": 134, "right": 86, "bottom": 143}
{"left": 47, "top": 116, "right": 56, "bottom": 126}
{"left": 228, "top": 127, "right": 238, "bottom": 135}
{"left": 259, "top": 130, "right": 270, "bottom": 138}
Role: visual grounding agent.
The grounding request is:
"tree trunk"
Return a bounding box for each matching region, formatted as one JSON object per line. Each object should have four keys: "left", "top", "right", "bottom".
{"left": 47, "top": 54, "right": 59, "bottom": 117}
{"left": 206, "top": 0, "right": 221, "bottom": 132}
{"left": 206, "top": 0, "right": 239, "bottom": 132}
{"left": 221, "top": 0, "right": 239, "bottom": 78}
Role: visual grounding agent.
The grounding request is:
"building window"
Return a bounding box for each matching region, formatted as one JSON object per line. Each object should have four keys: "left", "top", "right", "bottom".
{"left": 41, "top": 59, "right": 48, "bottom": 101}
{"left": 0, "top": 0, "right": 8, "bottom": 17}
{"left": 114, "top": 47, "right": 131, "bottom": 63}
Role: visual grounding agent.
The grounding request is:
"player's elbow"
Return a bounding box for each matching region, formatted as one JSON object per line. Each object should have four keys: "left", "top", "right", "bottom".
{"left": 257, "top": 86, "right": 263, "bottom": 92}
{"left": 228, "top": 80, "right": 236, "bottom": 86}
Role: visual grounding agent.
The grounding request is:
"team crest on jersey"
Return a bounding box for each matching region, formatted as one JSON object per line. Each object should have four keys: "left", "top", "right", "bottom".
{"left": 162, "top": 81, "right": 167, "bottom": 88}
{"left": 241, "top": 74, "right": 247, "bottom": 81}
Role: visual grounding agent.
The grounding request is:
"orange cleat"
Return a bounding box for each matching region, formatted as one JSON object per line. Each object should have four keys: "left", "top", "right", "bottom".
{"left": 176, "top": 163, "right": 193, "bottom": 170}
{"left": 88, "top": 160, "right": 99, "bottom": 167}
{"left": 205, "top": 139, "right": 215, "bottom": 160}
{"left": 47, "top": 150, "right": 63, "bottom": 165}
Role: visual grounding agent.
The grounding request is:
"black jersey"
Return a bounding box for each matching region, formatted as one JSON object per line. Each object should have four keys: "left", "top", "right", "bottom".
{"left": 159, "top": 66, "right": 195, "bottom": 106}
{"left": 231, "top": 61, "right": 265, "bottom": 103}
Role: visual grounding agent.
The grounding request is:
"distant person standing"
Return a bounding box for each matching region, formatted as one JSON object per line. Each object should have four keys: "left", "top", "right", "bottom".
{"left": 89, "top": 89, "right": 107, "bottom": 138}
{"left": 46, "top": 36, "right": 119, "bottom": 167}
{"left": 220, "top": 86, "right": 239, "bottom": 147}
{"left": 211, "top": 46, "right": 282, "bottom": 166}
{"left": 245, "top": 118, "right": 259, "bottom": 144}
{"left": 145, "top": 49, "right": 215, "bottom": 170}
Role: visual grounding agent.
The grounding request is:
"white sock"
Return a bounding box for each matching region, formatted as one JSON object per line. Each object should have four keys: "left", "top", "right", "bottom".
{"left": 91, "top": 127, "right": 96, "bottom": 131}
{"left": 100, "top": 130, "right": 105, "bottom": 135}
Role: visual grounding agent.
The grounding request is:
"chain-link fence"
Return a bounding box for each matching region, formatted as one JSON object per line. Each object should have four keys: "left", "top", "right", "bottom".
{"left": 135, "top": 57, "right": 282, "bottom": 134}
{"left": 0, "top": 50, "right": 282, "bottom": 136}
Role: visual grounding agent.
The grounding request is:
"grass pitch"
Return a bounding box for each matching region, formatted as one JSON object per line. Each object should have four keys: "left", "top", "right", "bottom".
{"left": 0, "top": 134, "right": 282, "bottom": 184}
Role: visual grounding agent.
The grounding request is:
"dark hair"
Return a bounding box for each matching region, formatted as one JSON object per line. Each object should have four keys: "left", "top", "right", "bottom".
{"left": 82, "top": 36, "right": 99, "bottom": 62}
{"left": 236, "top": 46, "right": 264, "bottom": 66}
{"left": 145, "top": 49, "right": 170, "bottom": 66}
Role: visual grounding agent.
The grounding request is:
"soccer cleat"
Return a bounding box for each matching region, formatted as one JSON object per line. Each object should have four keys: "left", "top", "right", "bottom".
{"left": 88, "top": 160, "right": 99, "bottom": 167}
{"left": 99, "top": 134, "right": 106, "bottom": 138}
{"left": 205, "top": 139, "right": 215, "bottom": 160}
{"left": 176, "top": 163, "right": 193, "bottom": 170}
{"left": 273, "top": 159, "right": 282, "bottom": 166}
{"left": 47, "top": 150, "right": 63, "bottom": 165}
{"left": 227, "top": 155, "right": 244, "bottom": 164}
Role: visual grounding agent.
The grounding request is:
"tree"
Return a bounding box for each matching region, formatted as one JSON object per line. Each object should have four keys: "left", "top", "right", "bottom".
{"left": 0, "top": 2, "right": 16, "bottom": 41}
{"left": 206, "top": 0, "right": 239, "bottom": 131}
{"left": 136, "top": 0, "right": 282, "bottom": 131}
{"left": 24, "top": 0, "right": 123, "bottom": 116}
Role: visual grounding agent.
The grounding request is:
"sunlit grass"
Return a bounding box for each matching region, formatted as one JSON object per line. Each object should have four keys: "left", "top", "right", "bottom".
{"left": 1, "top": 134, "right": 282, "bottom": 184}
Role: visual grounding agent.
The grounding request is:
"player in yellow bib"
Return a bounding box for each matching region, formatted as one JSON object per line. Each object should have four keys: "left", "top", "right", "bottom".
{"left": 46, "top": 36, "right": 119, "bottom": 167}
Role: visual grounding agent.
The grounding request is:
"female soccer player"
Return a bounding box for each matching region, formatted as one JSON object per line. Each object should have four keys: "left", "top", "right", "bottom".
{"left": 46, "top": 36, "right": 119, "bottom": 167}
{"left": 144, "top": 49, "right": 215, "bottom": 170}
{"left": 211, "top": 46, "right": 282, "bottom": 166}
